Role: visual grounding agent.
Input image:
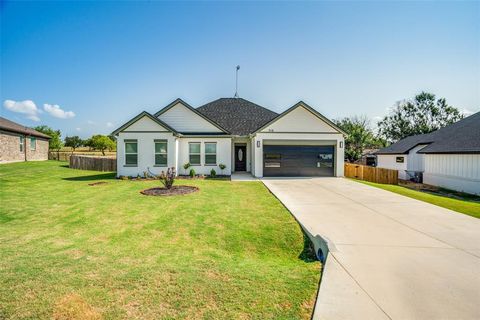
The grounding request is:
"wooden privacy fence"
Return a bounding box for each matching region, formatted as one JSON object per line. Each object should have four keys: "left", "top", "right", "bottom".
{"left": 344, "top": 163, "right": 398, "bottom": 185}
{"left": 49, "top": 151, "right": 116, "bottom": 162}
{"left": 69, "top": 155, "right": 116, "bottom": 172}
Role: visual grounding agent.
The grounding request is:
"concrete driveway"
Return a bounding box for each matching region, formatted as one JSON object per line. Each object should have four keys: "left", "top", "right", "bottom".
{"left": 262, "top": 178, "right": 480, "bottom": 320}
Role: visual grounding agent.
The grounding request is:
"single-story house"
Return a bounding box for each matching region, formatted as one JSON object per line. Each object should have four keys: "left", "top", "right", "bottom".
{"left": 376, "top": 112, "right": 480, "bottom": 195}
{"left": 112, "top": 98, "right": 346, "bottom": 178}
{"left": 0, "top": 117, "right": 51, "bottom": 163}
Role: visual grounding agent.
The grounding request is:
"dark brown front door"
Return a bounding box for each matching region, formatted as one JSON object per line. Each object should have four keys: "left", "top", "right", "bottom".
{"left": 235, "top": 145, "right": 246, "bottom": 171}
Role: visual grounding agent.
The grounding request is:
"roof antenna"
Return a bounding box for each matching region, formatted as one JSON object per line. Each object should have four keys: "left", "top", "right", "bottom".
{"left": 234, "top": 65, "right": 240, "bottom": 98}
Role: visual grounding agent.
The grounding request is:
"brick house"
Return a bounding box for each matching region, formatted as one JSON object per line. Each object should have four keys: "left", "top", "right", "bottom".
{"left": 0, "top": 117, "right": 51, "bottom": 163}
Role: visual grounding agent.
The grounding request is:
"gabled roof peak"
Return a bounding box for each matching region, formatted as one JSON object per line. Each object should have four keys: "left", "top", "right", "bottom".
{"left": 154, "top": 98, "right": 230, "bottom": 133}
{"left": 111, "top": 111, "right": 178, "bottom": 135}
{"left": 253, "top": 100, "right": 347, "bottom": 136}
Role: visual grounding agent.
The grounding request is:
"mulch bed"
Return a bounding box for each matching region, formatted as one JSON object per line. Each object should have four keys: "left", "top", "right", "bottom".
{"left": 399, "top": 180, "right": 480, "bottom": 202}
{"left": 140, "top": 186, "right": 199, "bottom": 196}
{"left": 88, "top": 182, "right": 108, "bottom": 186}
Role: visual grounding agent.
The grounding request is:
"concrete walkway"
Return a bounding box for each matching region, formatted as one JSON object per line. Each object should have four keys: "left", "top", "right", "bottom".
{"left": 262, "top": 177, "right": 480, "bottom": 320}
{"left": 231, "top": 172, "right": 258, "bottom": 181}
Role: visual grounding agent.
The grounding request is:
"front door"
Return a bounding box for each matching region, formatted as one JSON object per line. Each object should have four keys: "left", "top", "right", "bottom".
{"left": 235, "top": 145, "right": 247, "bottom": 171}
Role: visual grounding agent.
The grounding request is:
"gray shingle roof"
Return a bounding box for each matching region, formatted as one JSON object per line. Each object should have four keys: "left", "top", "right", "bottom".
{"left": 376, "top": 111, "right": 480, "bottom": 155}
{"left": 0, "top": 117, "right": 51, "bottom": 139}
{"left": 196, "top": 98, "right": 278, "bottom": 136}
{"left": 418, "top": 111, "right": 480, "bottom": 154}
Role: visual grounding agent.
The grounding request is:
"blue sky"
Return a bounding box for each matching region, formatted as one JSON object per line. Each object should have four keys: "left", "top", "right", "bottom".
{"left": 1, "top": 1, "right": 479, "bottom": 138}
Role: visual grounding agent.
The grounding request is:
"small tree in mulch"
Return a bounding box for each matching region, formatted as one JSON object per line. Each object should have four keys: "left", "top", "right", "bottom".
{"left": 142, "top": 167, "right": 198, "bottom": 196}
{"left": 159, "top": 167, "right": 176, "bottom": 189}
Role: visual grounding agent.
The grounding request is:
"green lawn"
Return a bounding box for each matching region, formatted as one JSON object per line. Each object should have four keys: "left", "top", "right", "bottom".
{"left": 0, "top": 161, "right": 319, "bottom": 319}
{"left": 355, "top": 180, "right": 480, "bottom": 219}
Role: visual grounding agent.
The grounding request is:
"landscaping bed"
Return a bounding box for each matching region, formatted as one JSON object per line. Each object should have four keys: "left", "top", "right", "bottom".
{"left": 0, "top": 161, "right": 320, "bottom": 319}
{"left": 140, "top": 185, "right": 199, "bottom": 196}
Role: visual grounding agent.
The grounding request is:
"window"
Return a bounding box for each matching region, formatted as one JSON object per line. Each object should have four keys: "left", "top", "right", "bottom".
{"left": 30, "top": 137, "right": 36, "bottom": 150}
{"left": 155, "top": 140, "right": 168, "bottom": 166}
{"left": 265, "top": 154, "right": 281, "bottom": 167}
{"left": 189, "top": 142, "right": 201, "bottom": 165}
{"left": 204, "top": 142, "right": 217, "bottom": 165}
{"left": 19, "top": 136, "right": 24, "bottom": 152}
{"left": 396, "top": 156, "right": 404, "bottom": 163}
{"left": 125, "top": 140, "right": 138, "bottom": 166}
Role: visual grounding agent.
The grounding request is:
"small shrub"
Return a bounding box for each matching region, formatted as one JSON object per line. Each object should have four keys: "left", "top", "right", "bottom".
{"left": 219, "top": 163, "right": 226, "bottom": 175}
{"left": 159, "top": 167, "right": 176, "bottom": 189}
{"left": 183, "top": 163, "right": 191, "bottom": 175}
{"left": 210, "top": 169, "right": 216, "bottom": 177}
{"left": 143, "top": 171, "right": 149, "bottom": 179}
{"left": 189, "top": 168, "right": 196, "bottom": 178}
{"left": 119, "top": 175, "right": 129, "bottom": 180}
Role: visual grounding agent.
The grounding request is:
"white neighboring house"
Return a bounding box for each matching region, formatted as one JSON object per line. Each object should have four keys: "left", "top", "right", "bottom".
{"left": 376, "top": 112, "right": 480, "bottom": 195}
{"left": 112, "top": 98, "right": 346, "bottom": 178}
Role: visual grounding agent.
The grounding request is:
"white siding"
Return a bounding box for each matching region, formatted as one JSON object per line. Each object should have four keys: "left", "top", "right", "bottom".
{"left": 116, "top": 132, "right": 176, "bottom": 177}
{"left": 252, "top": 132, "right": 344, "bottom": 177}
{"left": 177, "top": 137, "right": 232, "bottom": 175}
{"left": 407, "top": 145, "right": 427, "bottom": 172}
{"left": 158, "top": 102, "right": 222, "bottom": 133}
{"left": 376, "top": 154, "right": 408, "bottom": 180}
{"left": 424, "top": 154, "right": 480, "bottom": 195}
{"left": 261, "top": 106, "right": 337, "bottom": 133}
{"left": 123, "top": 116, "right": 169, "bottom": 132}
{"left": 251, "top": 138, "right": 256, "bottom": 176}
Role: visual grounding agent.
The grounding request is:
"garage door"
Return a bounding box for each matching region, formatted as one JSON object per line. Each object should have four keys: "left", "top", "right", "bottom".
{"left": 263, "top": 145, "right": 334, "bottom": 177}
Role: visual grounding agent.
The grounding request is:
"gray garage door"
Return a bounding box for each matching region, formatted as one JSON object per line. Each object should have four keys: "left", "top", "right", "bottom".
{"left": 263, "top": 145, "right": 335, "bottom": 177}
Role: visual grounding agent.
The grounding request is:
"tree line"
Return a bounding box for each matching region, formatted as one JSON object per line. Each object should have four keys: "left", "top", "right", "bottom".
{"left": 334, "top": 91, "right": 464, "bottom": 162}
{"left": 32, "top": 125, "right": 116, "bottom": 155}
{"left": 32, "top": 91, "right": 465, "bottom": 162}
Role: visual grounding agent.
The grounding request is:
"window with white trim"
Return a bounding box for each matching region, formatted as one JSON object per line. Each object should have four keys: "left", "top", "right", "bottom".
{"left": 189, "top": 142, "right": 201, "bottom": 165}
{"left": 204, "top": 142, "right": 217, "bottom": 165}
{"left": 30, "top": 137, "right": 36, "bottom": 150}
{"left": 155, "top": 140, "right": 168, "bottom": 166}
{"left": 125, "top": 140, "right": 138, "bottom": 166}
{"left": 19, "top": 136, "right": 24, "bottom": 152}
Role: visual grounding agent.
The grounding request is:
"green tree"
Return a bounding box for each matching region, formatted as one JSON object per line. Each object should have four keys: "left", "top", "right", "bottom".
{"left": 378, "top": 92, "right": 464, "bottom": 143}
{"left": 83, "top": 137, "right": 93, "bottom": 151}
{"left": 334, "top": 116, "right": 382, "bottom": 163}
{"left": 90, "top": 135, "right": 116, "bottom": 155}
{"left": 33, "top": 125, "right": 63, "bottom": 151}
{"left": 64, "top": 135, "right": 83, "bottom": 152}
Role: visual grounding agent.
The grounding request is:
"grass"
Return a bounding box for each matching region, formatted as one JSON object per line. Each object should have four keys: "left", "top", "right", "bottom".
{"left": 355, "top": 180, "right": 480, "bottom": 219}
{"left": 0, "top": 161, "right": 320, "bottom": 319}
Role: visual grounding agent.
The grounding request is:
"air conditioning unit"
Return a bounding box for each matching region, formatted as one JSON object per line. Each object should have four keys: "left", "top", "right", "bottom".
{"left": 405, "top": 170, "right": 423, "bottom": 183}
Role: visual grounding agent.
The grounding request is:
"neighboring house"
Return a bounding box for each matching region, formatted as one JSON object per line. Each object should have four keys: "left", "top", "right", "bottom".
{"left": 376, "top": 112, "right": 480, "bottom": 195}
{"left": 355, "top": 148, "right": 378, "bottom": 167}
{"left": 112, "top": 98, "right": 346, "bottom": 178}
{"left": 0, "top": 117, "right": 51, "bottom": 163}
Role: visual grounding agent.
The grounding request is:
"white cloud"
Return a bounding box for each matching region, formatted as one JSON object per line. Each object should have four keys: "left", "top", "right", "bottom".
{"left": 43, "top": 103, "right": 75, "bottom": 119}
{"left": 76, "top": 127, "right": 81, "bottom": 131}
{"left": 3, "top": 99, "right": 41, "bottom": 121}
{"left": 106, "top": 122, "right": 114, "bottom": 128}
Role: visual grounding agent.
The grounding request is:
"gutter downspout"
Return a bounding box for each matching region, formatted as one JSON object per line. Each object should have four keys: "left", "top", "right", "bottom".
{"left": 24, "top": 134, "right": 27, "bottom": 161}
